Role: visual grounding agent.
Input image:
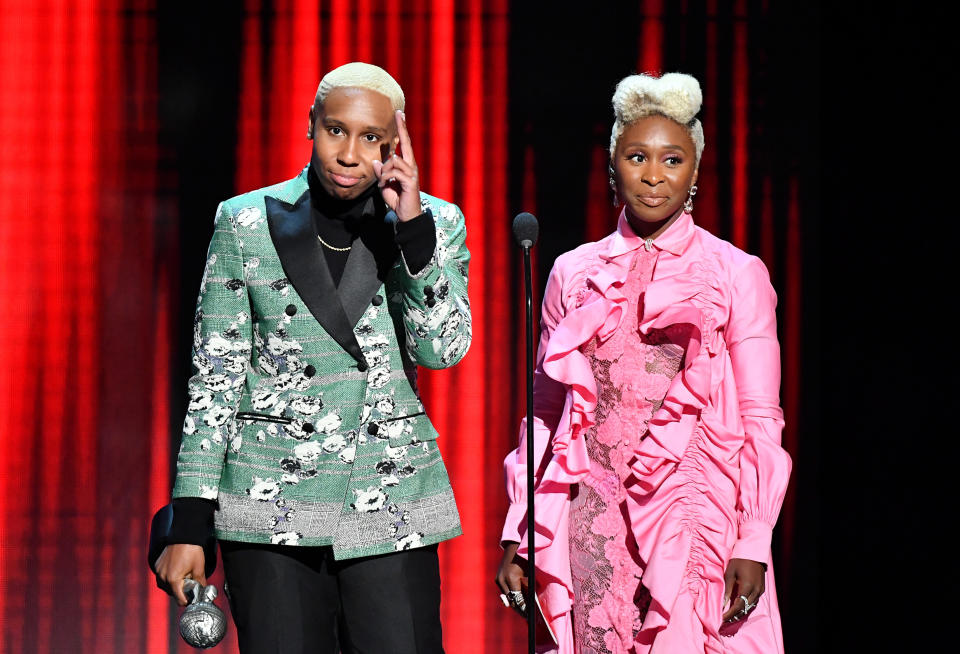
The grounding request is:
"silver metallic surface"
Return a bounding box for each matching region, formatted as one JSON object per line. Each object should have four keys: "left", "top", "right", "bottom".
{"left": 179, "top": 579, "right": 227, "bottom": 649}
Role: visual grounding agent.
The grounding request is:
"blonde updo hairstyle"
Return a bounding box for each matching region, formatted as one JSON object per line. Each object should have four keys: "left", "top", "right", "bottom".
{"left": 308, "top": 62, "right": 405, "bottom": 138}
{"left": 609, "top": 72, "right": 705, "bottom": 167}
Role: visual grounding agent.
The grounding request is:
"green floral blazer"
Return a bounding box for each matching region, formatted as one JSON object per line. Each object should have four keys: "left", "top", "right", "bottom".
{"left": 172, "top": 167, "right": 471, "bottom": 559}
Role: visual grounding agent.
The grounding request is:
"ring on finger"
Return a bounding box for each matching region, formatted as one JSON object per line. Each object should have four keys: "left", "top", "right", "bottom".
{"left": 508, "top": 590, "right": 526, "bottom": 610}
{"left": 740, "top": 594, "right": 757, "bottom": 613}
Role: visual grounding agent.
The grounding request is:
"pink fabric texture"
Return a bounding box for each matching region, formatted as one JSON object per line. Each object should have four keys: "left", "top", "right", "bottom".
{"left": 501, "top": 210, "right": 791, "bottom": 653}
{"left": 569, "top": 248, "right": 684, "bottom": 653}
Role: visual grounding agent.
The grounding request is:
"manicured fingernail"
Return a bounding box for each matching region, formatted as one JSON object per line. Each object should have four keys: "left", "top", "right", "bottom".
{"left": 500, "top": 594, "right": 509, "bottom": 607}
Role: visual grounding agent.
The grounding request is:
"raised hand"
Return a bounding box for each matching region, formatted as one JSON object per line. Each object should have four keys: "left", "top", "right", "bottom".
{"left": 373, "top": 110, "right": 422, "bottom": 221}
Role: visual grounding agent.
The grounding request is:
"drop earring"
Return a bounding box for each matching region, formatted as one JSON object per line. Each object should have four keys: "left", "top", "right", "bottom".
{"left": 609, "top": 164, "right": 619, "bottom": 207}
{"left": 683, "top": 184, "right": 698, "bottom": 214}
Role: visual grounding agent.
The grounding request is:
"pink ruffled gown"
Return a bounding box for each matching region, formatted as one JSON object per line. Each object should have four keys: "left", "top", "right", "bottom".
{"left": 501, "top": 210, "right": 791, "bottom": 654}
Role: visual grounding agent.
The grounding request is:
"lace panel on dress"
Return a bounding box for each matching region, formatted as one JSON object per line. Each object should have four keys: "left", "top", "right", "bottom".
{"left": 568, "top": 250, "right": 686, "bottom": 654}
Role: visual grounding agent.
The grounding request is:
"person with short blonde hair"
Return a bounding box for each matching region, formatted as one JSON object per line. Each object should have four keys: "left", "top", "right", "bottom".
{"left": 497, "top": 72, "right": 790, "bottom": 653}
{"left": 154, "top": 62, "right": 471, "bottom": 653}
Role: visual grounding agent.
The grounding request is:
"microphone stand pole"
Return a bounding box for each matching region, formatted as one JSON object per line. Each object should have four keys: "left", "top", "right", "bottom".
{"left": 523, "top": 243, "right": 536, "bottom": 654}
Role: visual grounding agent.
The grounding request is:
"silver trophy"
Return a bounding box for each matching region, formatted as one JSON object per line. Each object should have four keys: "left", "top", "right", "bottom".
{"left": 179, "top": 579, "right": 227, "bottom": 648}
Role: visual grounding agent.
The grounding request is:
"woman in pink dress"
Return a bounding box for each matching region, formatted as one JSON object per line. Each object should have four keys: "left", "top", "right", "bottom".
{"left": 495, "top": 73, "right": 791, "bottom": 653}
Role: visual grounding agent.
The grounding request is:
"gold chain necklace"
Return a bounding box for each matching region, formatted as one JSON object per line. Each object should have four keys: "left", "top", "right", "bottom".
{"left": 317, "top": 234, "right": 352, "bottom": 252}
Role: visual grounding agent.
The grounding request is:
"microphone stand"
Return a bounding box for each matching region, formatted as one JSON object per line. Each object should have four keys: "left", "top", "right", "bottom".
{"left": 522, "top": 242, "right": 536, "bottom": 654}
{"left": 513, "top": 212, "right": 539, "bottom": 653}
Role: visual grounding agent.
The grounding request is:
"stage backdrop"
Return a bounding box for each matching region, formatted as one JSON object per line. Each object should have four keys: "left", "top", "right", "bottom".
{"left": 0, "top": 1, "right": 817, "bottom": 652}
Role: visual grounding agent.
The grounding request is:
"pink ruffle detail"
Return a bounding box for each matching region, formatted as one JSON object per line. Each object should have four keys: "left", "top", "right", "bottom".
{"left": 627, "top": 257, "right": 730, "bottom": 491}
{"left": 517, "top": 263, "right": 632, "bottom": 636}
{"left": 624, "top": 259, "right": 743, "bottom": 648}
{"left": 540, "top": 265, "right": 630, "bottom": 481}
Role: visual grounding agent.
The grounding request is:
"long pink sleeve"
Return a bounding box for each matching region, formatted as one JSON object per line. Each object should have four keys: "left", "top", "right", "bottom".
{"left": 501, "top": 263, "right": 568, "bottom": 545}
{"left": 725, "top": 257, "right": 792, "bottom": 563}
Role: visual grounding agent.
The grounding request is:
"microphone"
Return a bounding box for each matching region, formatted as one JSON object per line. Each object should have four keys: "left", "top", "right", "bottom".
{"left": 512, "top": 210, "right": 539, "bottom": 653}
{"left": 512, "top": 212, "right": 539, "bottom": 249}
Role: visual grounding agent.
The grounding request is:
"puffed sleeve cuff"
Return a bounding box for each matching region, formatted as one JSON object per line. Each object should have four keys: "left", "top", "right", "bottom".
{"left": 394, "top": 209, "right": 436, "bottom": 276}
{"left": 501, "top": 501, "right": 527, "bottom": 546}
{"left": 730, "top": 518, "right": 774, "bottom": 564}
{"left": 167, "top": 497, "right": 217, "bottom": 546}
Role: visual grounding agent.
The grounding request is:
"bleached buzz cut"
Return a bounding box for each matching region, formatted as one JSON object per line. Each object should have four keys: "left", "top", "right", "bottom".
{"left": 314, "top": 62, "right": 405, "bottom": 113}
{"left": 609, "top": 72, "right": 705, "bottom": 167}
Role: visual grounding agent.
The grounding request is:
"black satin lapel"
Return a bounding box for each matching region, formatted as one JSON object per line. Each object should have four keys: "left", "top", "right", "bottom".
{"left": 265, "top": 192, "right": 364, "bottom": 364}
{"left": 339, "top": 236, "right": 383, "bottom": 327}
{"left": 339, "top": 201, "right": 399, "bottom": 327}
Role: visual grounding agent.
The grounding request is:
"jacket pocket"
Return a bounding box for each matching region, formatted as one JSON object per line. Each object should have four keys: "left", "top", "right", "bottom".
{"left": 380, "top": 411, "right": 425, "bottom": 423}
{"left": 235, "top": 411, "right": 294, "bottom": 425}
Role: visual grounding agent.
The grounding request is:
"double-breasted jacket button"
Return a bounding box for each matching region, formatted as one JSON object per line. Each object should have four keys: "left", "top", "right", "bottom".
{"left": 371, "top": 295, "right": 383, "bottom": 306}
{"left": 426, "top": 298, "right": 436, "bottom": 308}
{"left": 357, "top": 360, "right": 369, "bottom": 372}
{"left": 367, "top": 423, "right": 379, "bottom": 435}
{"left": 302, "top": 423, "right": 315, "bottom": 433}
{"left": 423, "top": 285, "right": 434, "bottom": 297}
{"left": 304, "top": 365, "right": 316, "bottom": 377}
{"left": 285, "top": 304, "right": 297, "bottom": 316}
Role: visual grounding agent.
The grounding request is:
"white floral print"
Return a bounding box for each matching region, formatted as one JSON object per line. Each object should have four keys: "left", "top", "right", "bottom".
{"left": 384, "top": 445, "right": 407, "bottom": 460}
{"left": 205, "top": 334, "right": 232, "bottom": 357}
{"left": 374, "top": 395, "right": 396, "bottom": 415}
{"left": 270, "top": 531, "right": 301, "bottom": 545}
{"left": 293, "top": 441, "right": 323, "bottom": 465}
{"left": 351, "top": 486, "right": 387, "bottom": 512}
{"left": 315, "top": 412, "right": 342, "bottom": 434}
{"left": 368, "top": 366, "right": 390, "bottom": 389}
{"left": 247, "top": 477, "right": 281, "bottom": 501}
{"left": 337, "top": 446, "right": 355, "bottom": 464}
{"left": 236, "top": 207, "right": 263, "bottom": 228}
{"left": 395, "top": 532, "right": 424, "bottom": 550}
{"left": 223, "top": 355, "right": 246, "bottom": 374}
{"left": 203, "top": 406, "right": 232, "bottom": 427}
{"left": 251, "top": 389, "right": 279, "bottom": 410}
{"left": 202, "top": 374, "right": 233, "bottom": 392}
{"left": 188, "top": 390, "right": 214, "bottom": 412}
{"left": 321, "top": 434, "right": 346, "bottom": 453}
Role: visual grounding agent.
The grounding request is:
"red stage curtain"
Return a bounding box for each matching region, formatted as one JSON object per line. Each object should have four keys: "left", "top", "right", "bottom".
{"left": 0, "top": 1, "right": 174, "bottom": 652}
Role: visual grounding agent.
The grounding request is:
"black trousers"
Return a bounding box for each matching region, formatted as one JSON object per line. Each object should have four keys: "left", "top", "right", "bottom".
{"left": 220, "top": 540, "right": 444, "bottom": 654}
